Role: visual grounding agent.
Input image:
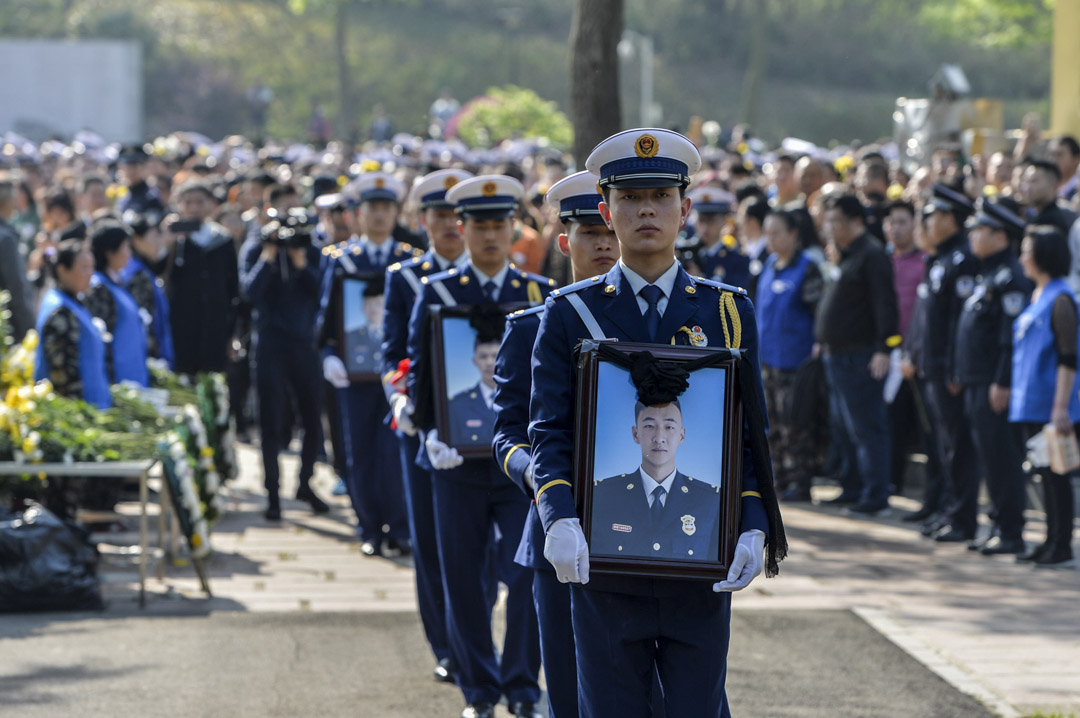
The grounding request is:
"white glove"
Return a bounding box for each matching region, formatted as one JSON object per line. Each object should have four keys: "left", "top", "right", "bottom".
{"left": 389, "top": 393, "right": 417, "bottom": 436}
{"left": 425, "top": 429, "right": 464, "bottom": 470}
{"left": 713, "top": 529, "right": 765, "bottom": 592}
{"left": 544, "top": 518, "right": 590, "bottom": 584}
{"left": 322, "top": 355, "right": 350, "bottom": 389}
{"left": 523, "top": 464, "right": 534, "bottom": 492}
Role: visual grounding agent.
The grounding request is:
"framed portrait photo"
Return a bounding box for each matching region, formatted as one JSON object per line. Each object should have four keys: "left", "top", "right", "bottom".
{"left": 336, "top": 274, "right": 386, "bottom": 381}
{"left": 574, "top": 341, "right": 744, "bottom": 581}
{"left": 429, "top": 303, "right": 527, "bottom": 458}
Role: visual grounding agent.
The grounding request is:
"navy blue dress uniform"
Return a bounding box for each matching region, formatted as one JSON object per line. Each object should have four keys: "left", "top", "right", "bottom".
{"left": 921, "top": 184, "right": 982, "bottom": 541}
{"left": 380, "top": 168, "right": 473, "bottom": 678}
{"left": 530, "top": 127, "right": 782, "bottom": 718}
{"left": 955, "top": 201, "right": 1033, "bottom": 551}
{"left": 318, "top": 171, "right": 420, "bottom": 547}
{"left": 405, "top": 175, "right": 552, "bottom": 715}
{"left": 491, "top": 170, "right": 609, "bottom": 718}
{"left": 687, "top": 187, "right": 751, "bottom": 289}
{"left": 448, "top": 382, "right": 495, "bottom": 447}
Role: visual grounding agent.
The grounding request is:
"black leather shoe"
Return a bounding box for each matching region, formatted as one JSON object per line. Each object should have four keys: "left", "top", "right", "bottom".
{"left": 433, "top": 657, "right": 455, "bottom": 683}
{"left": 264, "top": 504, "right": 282, "bottom": 521}
{"left": 823, "top": 492, "right": 859, "bottom": 505}
{"left": 510, "top": 701, "right": 543, "bottom": 718}
{"left": 385, "top": 537, "right": 413, "bottom": 557}
{"left": 902, "top": 507, "right": 937, "bottom": 523}
{"left": 967, "top": 532, "right": 996, "bottom": 551}
{"left": 979, "top": 536, "right": 1026, "bottom": 555}
{"left": 295, "top": 485, "right": 330, "bottom": 514}
{"left": 919, "top": 517, "right": 946, "bottom": 537}
{"left": 461, "top": 703, "right": 495, "bottom": 718}
{"left": 933, "top": 526, "right": 974, "bottom": 543}
{"left": 360, "top": 540, "right": 382, "bottom": 557}
{"left": 1016, "top": 542, "right": 1050, "bottom": 563}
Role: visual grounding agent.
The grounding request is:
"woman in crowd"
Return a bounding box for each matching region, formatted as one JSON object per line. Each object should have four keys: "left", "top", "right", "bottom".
{"left": 1010, "top": 225, "right": 1079, "bottom": 568}
{"left": 33, "top": 238, "right": 112, "bottom": 409}
{"left": 120, "top": 212, "right": 175, "bottom": 368}
{"left": 85, "top": 220, "right": 150, "bottom": 386}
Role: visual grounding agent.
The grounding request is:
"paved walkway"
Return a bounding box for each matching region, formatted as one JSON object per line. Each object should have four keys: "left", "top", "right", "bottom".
{"left": 90, "top": 444, "right": 1080, "bottom": 717}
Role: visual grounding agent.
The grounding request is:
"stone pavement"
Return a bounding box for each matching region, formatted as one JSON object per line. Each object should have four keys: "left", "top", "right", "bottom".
{"left": 87, "top": 444, "right": 1080, "bottom": 717}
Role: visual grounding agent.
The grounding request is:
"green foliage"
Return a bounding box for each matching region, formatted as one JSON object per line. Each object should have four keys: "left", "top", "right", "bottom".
{"left": 455, "top": 86, "right": 573, "bottom": 149}
{"left": 918, "top": 0, "right": 1053, "bottom": 47}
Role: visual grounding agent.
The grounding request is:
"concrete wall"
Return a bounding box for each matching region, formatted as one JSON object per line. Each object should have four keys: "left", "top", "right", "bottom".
{"left": 0, "top": 39, "right": 142, "bottom": 142}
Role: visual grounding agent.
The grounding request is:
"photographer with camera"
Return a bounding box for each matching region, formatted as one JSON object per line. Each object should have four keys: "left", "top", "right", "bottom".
{"left": 240, "top": 183, "right": 330, "bottom": 520}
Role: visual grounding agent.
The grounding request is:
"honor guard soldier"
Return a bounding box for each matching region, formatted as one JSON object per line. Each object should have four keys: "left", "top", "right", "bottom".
{"left": 381, "top": 168, "right": 472, "bottom": 684}
{"left": 954, "top": 200, "right": 1032, "bottom": 554}
{"left": 492, "top": 171, "right": 619, "bottom": 718}
{"left": 406, "top": 174, "right": 552, "bottom": 718}
{"left": 530, "top": 129, "right": 786, "bottom": 717}
{"left": 686, "top": 187, "right": 751, "bottom": 289}
{"left": 319, "top": 171, "right": 420, "bottom": 554}
{"left": 920, "top": 183, "right": 982, "bottom": 543}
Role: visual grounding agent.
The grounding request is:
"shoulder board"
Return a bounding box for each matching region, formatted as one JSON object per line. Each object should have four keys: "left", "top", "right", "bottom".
{"left": 424, "top": 268, "right": 457, "bottom": 285}
{"left": 515, "top": 269, "right": 558, "bottom": 288}
{"left": 508, "top": 305, "right": 545, "bottom": 321}
{"left": 694, "top": 276, "right": 749, "bottom": 296}
{"left": 551, "top": 274, "right": 605, "bottom": 298}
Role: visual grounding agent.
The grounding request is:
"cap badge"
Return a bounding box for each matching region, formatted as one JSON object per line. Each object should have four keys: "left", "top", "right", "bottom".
{"left": 703, "top": 194, "right": 712, "bottom": 202}
{"left": 444, "top": 176, "right": 458, "bottom": 190}
{"left": 375, "top": 177, "right": 385, "bottom": 189}
{"left": 680, "top": 514, "right": 697, "bottom": 536}
{"left": 482, "top": 181, "right": 498, "bottom": 197}
{"left": 635, "top": 134, "right": 659, "bottom": 158}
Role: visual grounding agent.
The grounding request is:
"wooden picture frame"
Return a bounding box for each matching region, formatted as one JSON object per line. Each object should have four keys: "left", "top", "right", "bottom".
{"left": 429, "top": 303, "right": 528, "bottom": 458}
{"left": 336, "top": 273, "right": 385, "bottom": 382}
{"left": 574, "top": 341, "right": 744, "bottom": 581}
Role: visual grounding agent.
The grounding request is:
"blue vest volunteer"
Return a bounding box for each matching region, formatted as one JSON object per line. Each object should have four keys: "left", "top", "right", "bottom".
{"left": 120, "top": 255, "right": 175, "bottom": 369}
{"left": 34, "top": 289, "right": 112, "bottom": 410}
{"left": 756, "top": 251, "right": 817, "bottom": 371}
{"left": 1010, "top": 278, "right": 1080, "bottom": 424}
{"left": 91, "top": 272, "right": 150, "bottom": 387}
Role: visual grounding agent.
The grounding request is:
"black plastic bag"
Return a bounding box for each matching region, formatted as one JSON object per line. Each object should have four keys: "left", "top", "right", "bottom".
{"left": 0, "top": 503, "right": 103, "bottom": 612}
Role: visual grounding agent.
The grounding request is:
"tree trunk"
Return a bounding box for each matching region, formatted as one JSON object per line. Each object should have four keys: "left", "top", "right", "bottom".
{"left": 569, "top": 0, "right": 623, "bottom": 167}
{"left": 738, "top": 0, "right": 769, "bottom": 129}
{"left": 335, "top": 0, "right": 353, "bottom": 141}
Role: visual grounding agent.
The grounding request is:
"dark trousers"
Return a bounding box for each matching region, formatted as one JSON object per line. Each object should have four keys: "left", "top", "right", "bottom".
{"left": 964, "top": 385, "right": 1026, "bottom": 541}
{"left": 571, "top": 585, "right": 731, "bottom": 718}
{"left": 323, "top": 378, "right": 347, "bottom": 479}
{"left": 534, "top": 569, "right": 577, "bottom": 718}
{"left": 397, "top": 431, "right": 450, "bottom": 662}
{"left": 823, "top": 348, "right": 891, "bottom": 508}
{"left": 338, "top": 383, "right": 408, "bottom": 542}
{"left": 761, "top": 364, "right": 815, "bottom": 491}
{"left": 925, "top": 380, "right": 980, "bottom": 536}
{"left": 432, "top": 473, "right": 540, "bottom": 706}
{"left": 226, "top": 350, "right": 252, "bottom": 434}
{"left": 254, "top": 331, "right": 322, "bottom": 501}
{"left": 888, "top": 378, "right": 946, "bottom": 501}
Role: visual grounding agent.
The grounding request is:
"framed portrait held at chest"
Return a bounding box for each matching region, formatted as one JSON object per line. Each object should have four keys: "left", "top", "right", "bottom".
{"left": 574, "top": 341, "right": 744, "bottom": 581}
{"left": 429, "top": 303, "right": 528, "bottom": 458}
{"left": 336, "top": 273, "right": 386, "bottom": 382}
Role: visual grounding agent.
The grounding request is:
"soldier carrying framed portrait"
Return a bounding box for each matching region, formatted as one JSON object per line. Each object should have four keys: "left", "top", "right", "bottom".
{"left": 335, "top": 272, "right": 386, "bottom": 382}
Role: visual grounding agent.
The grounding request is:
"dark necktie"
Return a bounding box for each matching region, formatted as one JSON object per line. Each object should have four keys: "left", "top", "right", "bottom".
{"left": 650, "top": 485, "right": 666, "bottom": 528}
{"left": 483, "top": 280, "right": 498, "bottom": 302}
{"left": 640, "top": 284, "right": 663, "bottom": 342}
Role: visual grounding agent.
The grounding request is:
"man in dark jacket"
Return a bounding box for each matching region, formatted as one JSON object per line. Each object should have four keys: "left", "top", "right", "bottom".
{"left": 0, "top": 175, "right": 34, "bottom": 341}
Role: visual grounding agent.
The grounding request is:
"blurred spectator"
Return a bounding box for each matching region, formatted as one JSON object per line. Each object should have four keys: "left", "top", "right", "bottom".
{"left": 371, "top": 104, "right": 394, "bottom": 143}
{"left": 85, "top": 221, "right": 149, "bottom": 387}
{"left": 116, "top": 146, "right": 165, "bottom": 217}
{"left": 307, "top": 106, "right": 333, "bottom": 147}
{"left": 768, "top": 154, "right": 799, "bottom": 207}
{"left": 1048, "top": 136, "right": 1080, "bottom": 202}
{"left": 0, "top": 174, "right": 35, "bottom": 341}
{"left": 1020, "top": 160, "right": 1078, "bottom": 234}
{"left": 9, "top": 179, "right": 39, "bottom": 254}
{"left": 76, "top": 175, "right": 110, "bottom": 222}
{"left": 429, "top": 89, "right": 460, "bottom": 138}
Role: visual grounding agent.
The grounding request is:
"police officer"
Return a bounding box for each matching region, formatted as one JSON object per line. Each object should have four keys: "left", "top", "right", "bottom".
{"left": 954, "top": 200, "right": 1032, "bottom": 554}
{"left": 381, "top": 168, "right": 472, "bottom": 684}
{"left": 920, "top": 183, "right": 983, "bottom": 543}
{"left": 320, "top": 171, "right": 419, "bottom": 553}
{"left": 686, "top": 187, "right": 751, "bottom": 288}
{"left": 405, "top": 175, "right": 552, "bottom": 718}
{"left": 531, "top": 129, "right": 785, "bottom": 717}
{"left": 492, "top": 170, "right": 619, "bottom": 718}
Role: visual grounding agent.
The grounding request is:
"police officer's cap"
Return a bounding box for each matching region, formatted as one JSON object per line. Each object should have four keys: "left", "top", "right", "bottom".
{"left": 544, "top": 171, "right": 605, "bottom": 225}
{"left": 311, "top": 174, "right": 340, "bottom": 200}
{"left": 586, "top": 128, "right": 702, "bottom": 190}
{"left": 314, "top": 192, "right": 354, "bottom": 212}
{"left": 117, "top": 144, "right": 149, "bottom": 165}
{"left": 409, "top": 168, "right": 475, "bottom": 211}
{"left": 687, "top": 186, "right": 736, "bottom": 215}
{"left": 349, "top": 171, "right": 405, "bottom": 205}
{"left": 446, "top": 175, "right": 523, "bottom": 220}
{"left": 924, "top": 183, "right": 974, "bottom": 219}
{"left": 966, "top": 197, "right": 1026, "bottom": 236}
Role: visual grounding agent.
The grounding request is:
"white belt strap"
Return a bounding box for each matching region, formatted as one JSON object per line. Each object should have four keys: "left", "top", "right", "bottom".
{"left": 338, "top": 253, "right": 358, "bottom": 275}
{"left": 565, "top": 293, "right": 605, "bottom": 341}
{"left": 400, "top": 267, "right": 421, "bottom": 296}
{"left": 431, "top": 280, "right": 457, "bottom": 307}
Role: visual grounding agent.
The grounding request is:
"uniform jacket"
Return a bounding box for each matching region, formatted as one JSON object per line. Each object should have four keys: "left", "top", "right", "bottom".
{"left": 955, "top": 249, "right": 1032, "bottom": 387}
{"left": 697, "top": 240, "right": 751, "bottom": 290}
{"left": 381, "top": 250, "right": 460, "bottom": 381}
{"left": 920, "top": 231, "right": 976, "bottom": 382}
{"left": 448, "top": 381, "right": 495, "bottom": 448}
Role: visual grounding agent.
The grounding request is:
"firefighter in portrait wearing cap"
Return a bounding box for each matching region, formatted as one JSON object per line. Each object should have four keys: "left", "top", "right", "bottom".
{"left": 686, "top": 186, "right": 751, "bottom": 289}
{"left": 530, "top": 129, "right": 786, "bottom": 717}
{"left": 491, "top": 170, "right": 620, "bottom": 718}
{"left": 381, "top": 168, "right": 473, "bottom": 684}
{"left": 954, "top": 199, "right": 1033, "bottom": 555}
{"left": 405, "top": 174, "right": 553, "bottom": 718}
{"left": 920, "top": 183, "right": 982, "bottom": 544}
{"left": 319, "top": 171, "right": 421, "bottom": 554}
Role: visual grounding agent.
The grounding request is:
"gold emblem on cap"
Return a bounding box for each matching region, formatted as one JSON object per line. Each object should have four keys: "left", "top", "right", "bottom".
{"left": 481, "top": 181, "right": 498, "bottom": 197}
{"left": 444, "top": 176, "right": 458, "bottom": 190}
{"left": 703, "top": 193, "right": 712, "bottom": 202}
{"left": 604, "top": 284, "right": 616, "bottom": 294}
{"left": 375, "top": 177, "right": 385, "bottom": 189}
{"left": 635, "top": 133, "right": 659, "bottom": 158}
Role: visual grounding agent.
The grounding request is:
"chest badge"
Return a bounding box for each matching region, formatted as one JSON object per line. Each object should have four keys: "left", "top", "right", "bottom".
{"left": 680, "top": 514, "right": 697, "bottom": 536}
{"left": 689, "top": 325, "right": 708, "bottom": 347}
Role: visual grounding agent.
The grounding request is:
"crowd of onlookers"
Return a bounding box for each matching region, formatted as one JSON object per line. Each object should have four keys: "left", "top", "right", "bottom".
{"left": 0, "top": 122, "right": 1077, "bottom": 568}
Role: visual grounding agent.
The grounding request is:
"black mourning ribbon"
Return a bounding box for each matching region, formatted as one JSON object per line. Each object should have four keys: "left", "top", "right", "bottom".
{"left": 468, "top": 302, "right": 508, "bottom": 344}
{"left": 594, "top": 344, "right": 788, "bottom": 577}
